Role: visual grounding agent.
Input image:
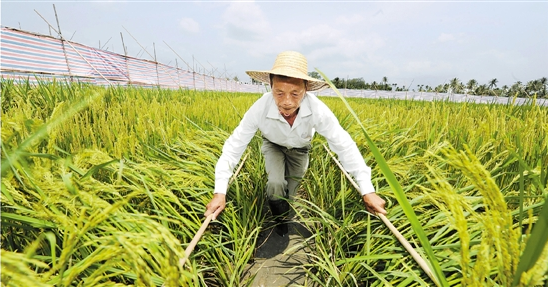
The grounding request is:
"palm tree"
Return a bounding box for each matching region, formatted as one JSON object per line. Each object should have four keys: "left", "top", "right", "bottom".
{"left": 501, "top": 85, "right": 509, "bottom": 97}
{"left": 382, "top": 76, "right": 388, "bottom": 90}
{"left": 488, "top": 78, "right": 498, "bottom": 90}
{"left": 449, "top": 77, "right": 463, "bottom": 94}
{"left": 476, "top": 84, "right": 489, "bottom": 96}
{"left": 525, "top": 79, "right": 543, "bottom": 97}
{"left": 434, "top": 84, "right": 444, "bottom": 93}
{"left": 466, "top": 79, "right": 478, "bottom": 95}
{"left": 509, "top": 81, "right": 524, "bottom": 97}
{"left": 539, "top": 77, "right": 547, "bottom": 98}
{"left": 486, "top": 78, "right": 498, "bottom": 96}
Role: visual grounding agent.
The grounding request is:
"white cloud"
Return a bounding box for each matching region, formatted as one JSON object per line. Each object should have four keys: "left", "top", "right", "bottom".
{"left": 221, "top": 2, "right": 270, "bottom": 44}
{"left": 179, "top": 17, "right": 200, "bottom": 33}
{"left": 217, "top": 1, "right": 391, "bottom": 74}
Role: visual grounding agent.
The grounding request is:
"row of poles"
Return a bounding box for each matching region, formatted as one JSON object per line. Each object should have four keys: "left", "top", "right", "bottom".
{"left": 30, "top": 4, "right": 259, "bottom": 92}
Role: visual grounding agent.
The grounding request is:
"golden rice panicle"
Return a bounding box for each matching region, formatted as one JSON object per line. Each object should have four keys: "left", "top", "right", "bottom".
{"left": 420, "top": 163, "right": 473, "bottom": 285}
{"left": 440, "top": 145, "right": 521, "bottom": 285}
{"left": 0, "top": 249, "right": 51, "bottom": 287}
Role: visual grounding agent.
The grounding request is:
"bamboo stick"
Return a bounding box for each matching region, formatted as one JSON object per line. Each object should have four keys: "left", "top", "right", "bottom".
{"left": 322, "top": 144, "right": 438, "bottom": 284}
{"left": 120, "top": 32, "right": 132, "bottom": 84}
{"left": 160, "top": 154, "right": 250, "bottom": 287}
{"left": 122, "top": 26, "right": 179, "bottom": 86}
{"left": 163, "top": 41, "right": 191, "bottom": 71}
{"left": 52, "top": 4, "right": 73, "bottom": 82}
{"left": 153, "top": 42, "right": 160, "bottom": 87}
{"left": 177, "top": 153, "right": 248, "bottom": 267}
{"left": 178, "top": 214, "right": 214, "bottom": 267}
{"left": 34, "top": 10, "right": 112, "bottom": 85}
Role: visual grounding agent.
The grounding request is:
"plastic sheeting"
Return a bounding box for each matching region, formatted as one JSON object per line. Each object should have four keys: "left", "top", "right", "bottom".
{"left": 2, "top": 26, "right": 545, "bottom": 106}
{"left": 315, "top": 88, "right": 548, "bottom": 106}
{"left": 1, "top": 26, "right": 268, "bottom": 93}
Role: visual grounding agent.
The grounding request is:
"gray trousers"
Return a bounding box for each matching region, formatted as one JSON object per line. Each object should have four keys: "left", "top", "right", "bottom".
{"left": 261, "top": 137, "right": 311, "bottom": 201}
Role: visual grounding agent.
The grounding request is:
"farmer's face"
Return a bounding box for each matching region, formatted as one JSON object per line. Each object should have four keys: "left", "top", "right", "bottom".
{"left": 271, "top": 76, "right": 306, "bottom": 117}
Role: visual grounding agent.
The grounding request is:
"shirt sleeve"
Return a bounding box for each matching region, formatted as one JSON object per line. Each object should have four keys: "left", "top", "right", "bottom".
{"left": 314, "top": 102, "right": 375, "bottom": 196}
{"left": 214, "top": 100, "right": 260, "bottom": 194}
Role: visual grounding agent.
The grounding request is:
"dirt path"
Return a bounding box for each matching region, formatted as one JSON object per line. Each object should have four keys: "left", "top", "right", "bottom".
{"left": 245, "top": 222, "right": 313, "bottom": 287}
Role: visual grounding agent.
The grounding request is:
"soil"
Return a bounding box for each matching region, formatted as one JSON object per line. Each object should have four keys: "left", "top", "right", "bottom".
{"left": 244, "top": 221, "right": 314, "bottom": 287}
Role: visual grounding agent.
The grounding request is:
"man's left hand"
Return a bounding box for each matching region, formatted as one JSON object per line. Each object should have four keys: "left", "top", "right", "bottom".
{"left": 362, "top": 193, "right": 387, "bottom": 215}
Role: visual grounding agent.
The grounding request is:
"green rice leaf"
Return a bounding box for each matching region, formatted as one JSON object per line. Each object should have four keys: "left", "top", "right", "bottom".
{"left": 316, "top": 68, "right": 449, "bottom": 287}
{"left": 512, "top": 199, "right": 548, "bottom": 286}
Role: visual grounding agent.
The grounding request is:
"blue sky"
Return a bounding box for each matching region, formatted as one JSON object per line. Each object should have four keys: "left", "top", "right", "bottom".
{"left": 2, "top": 1, "right": 547, "bottom": 89}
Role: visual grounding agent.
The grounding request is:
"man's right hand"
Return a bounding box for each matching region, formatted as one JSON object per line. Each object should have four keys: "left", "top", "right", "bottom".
{"left": 204, "top": 193, "right": 226, "bottom": 220}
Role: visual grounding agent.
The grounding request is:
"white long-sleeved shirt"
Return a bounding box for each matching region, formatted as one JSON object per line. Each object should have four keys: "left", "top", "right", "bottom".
{"left": 214, "top": 92, "right": 375, "bottom": 196}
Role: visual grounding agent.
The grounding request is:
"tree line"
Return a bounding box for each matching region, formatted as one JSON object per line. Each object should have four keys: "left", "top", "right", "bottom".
{"left": 307, "top": 72, "right": 548, "bottom": 98}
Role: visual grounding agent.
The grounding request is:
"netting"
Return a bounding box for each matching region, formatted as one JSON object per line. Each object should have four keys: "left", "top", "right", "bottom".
{"left": 2, "top": 26, "right": 546, "bottom": 106}
{"left": 1, "top": 26, "right": 267, "bottom": 93}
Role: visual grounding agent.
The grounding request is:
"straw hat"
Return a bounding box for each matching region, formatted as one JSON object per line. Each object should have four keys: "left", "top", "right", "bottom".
{"left": 246, "top": 51, "right": 329, "bottom": 91}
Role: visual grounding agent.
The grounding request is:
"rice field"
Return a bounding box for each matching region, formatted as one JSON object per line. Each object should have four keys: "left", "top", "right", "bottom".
{"left": 1, "top": 78, "right": 547, "bottom": 287}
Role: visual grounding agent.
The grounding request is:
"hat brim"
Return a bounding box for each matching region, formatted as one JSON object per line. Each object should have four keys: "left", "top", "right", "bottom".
{"left": 246, "top": 70, "right": 329, "bottom": 92}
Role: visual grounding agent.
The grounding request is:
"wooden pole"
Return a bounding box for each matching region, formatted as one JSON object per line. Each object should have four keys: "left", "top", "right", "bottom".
{"left": 120, "top": 32, "right": 131, "bottom": 85}
{"left": 163, "top": 41, "right": 191, "bottom": 71}
{"left": 52, "top": 4, "right": 73, "bottom": 82}
{"left": 322, "top": 144, "right": 438, "bottom": 285}
{"left": 121, "top": 26, "right": 178, "bottom": 86}
{"left": 34, "top": 9, "right": 111, "bottom": 85}
{"left": 100, "top": 37, "right": 112, "bottom": 50}
{"left": 176, "top": 153, "right": 248, "bottom": 268}
{"left": 194, "top": 57, "right": 208, "bottom": 90}
{"left": 175, "top": 59, "right": 180, "bottom": 88}
{"left": 153, "top": 42, "right": 160, "bottom": 88}
{"left": 178, "top": 214, "right": 214, "bottom": 267}
{"left": 192, "top": 56, "right": 196, "bottom": 90}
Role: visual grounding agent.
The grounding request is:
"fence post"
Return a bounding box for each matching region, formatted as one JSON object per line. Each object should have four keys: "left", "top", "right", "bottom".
{"left": 153, "top": 43, "right": 160, "bottom": 88}
{"left": 176, "top": 59, "right": 180, "bottom": 88}
{"left": 53, "top": 4, "right": 73, "bottom": 82}
{"left": 120, "top": 32, "right": 131, "bottom": 86}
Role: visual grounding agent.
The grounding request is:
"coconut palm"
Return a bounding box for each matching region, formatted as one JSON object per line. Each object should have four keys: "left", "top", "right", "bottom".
{"left": 539, "top": 77, "right": 547, "bottom": 97}
{"left": 434, "top": 84, "right": 445, "bottom": 93}
{"left": 449, "top": 78, "right": 463, "bottom": 94}
{"left": 501, "top": 85, "right": 509, "bottom": 97}
{"left": 488, "top": 78, "right": 498, "bottom": 90}
{"left": 509, "top": 81, "right": 524, "bottom": 97}
{"left": 525, "top": 79, "right": 543, "bottom": 97}
{"left": 476, "top": 84, "right": 489, "bottom": 96}
{"left": 466, "top": 79, "right": 478, "bottom": 95}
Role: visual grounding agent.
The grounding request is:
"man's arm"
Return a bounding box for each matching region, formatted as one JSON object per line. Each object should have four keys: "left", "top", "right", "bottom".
{"left": 204, "top": 98, "right": 262, "bottom": 219}
{"left": 313, "top": 99, "right": 386, "bottom": 214}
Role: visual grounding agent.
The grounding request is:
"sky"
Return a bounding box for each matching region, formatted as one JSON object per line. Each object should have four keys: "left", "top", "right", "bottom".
{"left": 2, "top": 1, "right": 547, "bottom": 89}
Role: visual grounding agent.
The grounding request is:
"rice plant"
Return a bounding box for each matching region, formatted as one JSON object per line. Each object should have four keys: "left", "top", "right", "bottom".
{"left": 1, "top": 77, "right": 546, "bottom": 286}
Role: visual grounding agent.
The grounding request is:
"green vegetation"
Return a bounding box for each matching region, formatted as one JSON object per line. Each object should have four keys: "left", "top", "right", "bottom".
{"left": 313, "top": 70, "right": 548, "bottom": 98}
{"left": 422, "top": 77, "right": 548, "bottom": 98}
{"left": 2, "top": 78, "right": 547, "bottom": 286}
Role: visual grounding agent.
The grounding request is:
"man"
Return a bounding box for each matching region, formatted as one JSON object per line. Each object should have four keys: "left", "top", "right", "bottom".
{"left": 205, "top": 51, "right": 386, "bottom": 236}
